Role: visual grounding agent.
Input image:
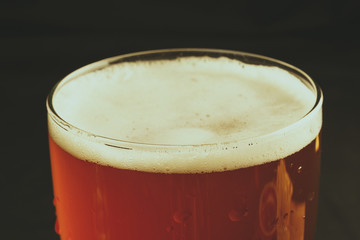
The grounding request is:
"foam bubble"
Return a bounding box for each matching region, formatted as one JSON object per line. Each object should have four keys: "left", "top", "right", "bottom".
{"left": 48, "top": 56, "right": 322, "bottom": 173}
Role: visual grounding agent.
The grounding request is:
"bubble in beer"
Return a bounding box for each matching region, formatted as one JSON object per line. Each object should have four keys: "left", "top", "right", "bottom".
{"left": 297, "top": 166, "right": 303, "bottom": 174}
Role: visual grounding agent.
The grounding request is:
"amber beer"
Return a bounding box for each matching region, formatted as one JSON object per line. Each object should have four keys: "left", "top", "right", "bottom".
{"left": 47, "top": 49, "right": 323, "bottom": 240}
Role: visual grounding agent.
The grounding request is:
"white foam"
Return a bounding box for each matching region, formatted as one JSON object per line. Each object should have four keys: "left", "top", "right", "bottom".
{"left": 48, "top": 56, "right": 322, "bottom": 173}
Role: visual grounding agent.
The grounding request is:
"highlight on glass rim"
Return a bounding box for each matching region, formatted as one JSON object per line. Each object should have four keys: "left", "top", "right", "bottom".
{"left": 47, "top": 49, "right": 323, "bottom": 240}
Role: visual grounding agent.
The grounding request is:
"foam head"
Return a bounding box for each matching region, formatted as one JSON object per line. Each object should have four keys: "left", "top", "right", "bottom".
{"left": 48, "top": 53, "right": 322, "bottom": 173}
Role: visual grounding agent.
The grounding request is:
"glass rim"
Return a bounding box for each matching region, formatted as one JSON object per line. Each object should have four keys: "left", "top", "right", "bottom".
{"left": 46, "top": 48, "right": 323, "bottom": 149}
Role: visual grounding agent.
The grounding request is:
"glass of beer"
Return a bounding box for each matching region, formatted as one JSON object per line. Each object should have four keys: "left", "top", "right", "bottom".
{"left": 47, "top": 49, "right": 323, "bottom": 240}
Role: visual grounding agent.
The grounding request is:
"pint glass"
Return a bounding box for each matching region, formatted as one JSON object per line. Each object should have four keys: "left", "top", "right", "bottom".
{"left": 47, "top": 49, "right": 323, "bottom": 240}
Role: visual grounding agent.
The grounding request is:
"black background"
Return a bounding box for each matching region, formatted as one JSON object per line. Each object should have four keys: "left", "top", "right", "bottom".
{"left": 1, "top": 0, "right": 359, "bottom": 239}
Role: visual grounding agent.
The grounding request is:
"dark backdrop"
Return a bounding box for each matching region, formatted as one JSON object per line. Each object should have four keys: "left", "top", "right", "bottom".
{"left": 1, "top": 0, "right": 359, "bottom": 239}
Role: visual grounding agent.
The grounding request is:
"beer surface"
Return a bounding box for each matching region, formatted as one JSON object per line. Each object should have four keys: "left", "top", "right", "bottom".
{"left": 49, "top": 57, "right": 322, "bottom": 173}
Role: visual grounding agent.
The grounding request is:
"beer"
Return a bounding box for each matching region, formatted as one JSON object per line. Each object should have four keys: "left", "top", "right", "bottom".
{"left": 47, "top": 50, "right": 323, "bottom": 240}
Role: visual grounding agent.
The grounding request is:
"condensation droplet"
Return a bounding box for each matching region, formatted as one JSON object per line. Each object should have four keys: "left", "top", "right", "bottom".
{"left": 55, "top": 218, "right": 60, "bottom": 234}
{"left": 308, "top": 192, "right": 315, "bottom": 201}
{"left": 53, "top": 196, "right": 60, "bottom": 206}
{"left": 228, "top": 209, "right": 241, "bottom": 222}
{"left": 271, "top": 217, "right": 279, "bottom": 226}
{"left": 297, "top": 166, "right": 303, "bottom": 174}
{"left": 290, "top": 162, "right": 294, "bottom": 168}
{"left": 242, "top": 208, "right": 249, "bottom": 217}
{"left": 228, "top": 208, "right": 248, "bottom": 221}
{"left": 166, "top": 225, "right": 174, "bottom": 232}
{"left": 173, "top": 210, "right": 191, "bottom": 224}
{"left": 302, "top": 215, "right": 306, "bottom": 219}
